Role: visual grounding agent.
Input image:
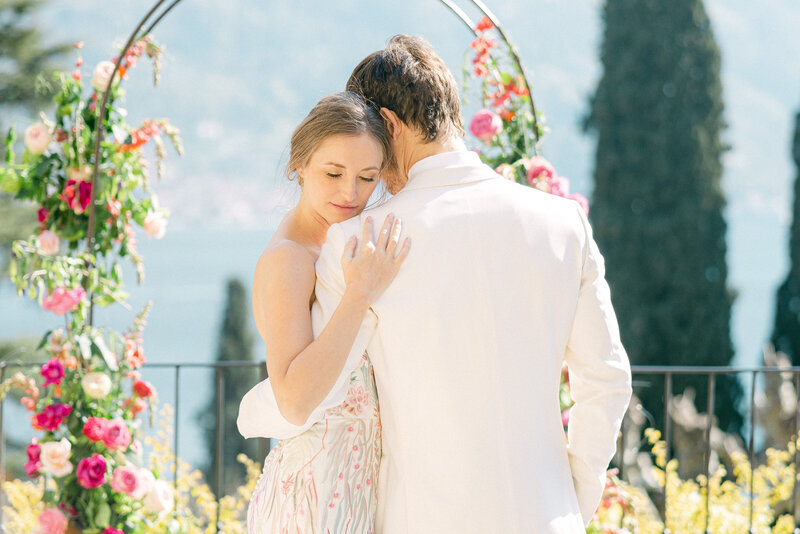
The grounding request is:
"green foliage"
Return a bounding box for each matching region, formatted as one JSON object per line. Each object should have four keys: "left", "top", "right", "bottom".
{"left": 586, "top": 0, "right": 742, "bottom": 431}
{"left": 771, "top": 110, "right": 800, "bottom": 364}
{"left": 200, "top": 277, "right": 259, "bottom": 496}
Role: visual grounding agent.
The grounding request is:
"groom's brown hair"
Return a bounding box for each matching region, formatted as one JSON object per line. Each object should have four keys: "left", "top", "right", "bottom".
{"left": 347, "top": 35, "right": 465, "bottom": 142}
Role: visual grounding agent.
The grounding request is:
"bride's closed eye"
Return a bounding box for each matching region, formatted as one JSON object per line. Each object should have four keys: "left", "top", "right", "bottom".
{"left": 327, "top": 173, "right": 343, "bottom": 178}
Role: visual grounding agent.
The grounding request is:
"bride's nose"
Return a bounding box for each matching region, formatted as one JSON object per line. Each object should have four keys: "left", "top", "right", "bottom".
{"left": 340, "top": 177, "right": 358, "bottom": 202}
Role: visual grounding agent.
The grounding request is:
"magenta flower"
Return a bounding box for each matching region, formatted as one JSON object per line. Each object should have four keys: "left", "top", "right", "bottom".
{"left": 102, "top": 528, "right": 124, "bottom": 534}
{"left": 25, "top": 439, "right": 42, "bottom": 478}
{"left": 42, "top": 286, "right": 86, "bottom": 315}
{"left": 33, "top": 403, "right": 72, "bottom": 431}
{"left": 469, "top": 109, "right": 503, "bottom": 142}
{"left": 41, "top": 359, "right": 66, "bottom": 386}
{"left": 77, "top": 453, "right": 107, "bottom": 488}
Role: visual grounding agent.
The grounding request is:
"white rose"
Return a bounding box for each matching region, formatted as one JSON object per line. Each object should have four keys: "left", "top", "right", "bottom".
{"left": 81, "top": 372, "right": 112, "bottom": 399}
{"left": 143, "top": 479, "right": 174, "bottom": 514}
{"left": 143, "top": 212, "right": 167, "bottom": 239}
{"left": 40, "top": 438, "right": 73, "bottom": 477}
{"left": 37, "top": 230, "right": 60, "bottom": 256}
{"left": 91, "top": 61, "right": 117, "bottom": 92}
{"left": 24, "top": 123, "right": 51, "bottom": 155}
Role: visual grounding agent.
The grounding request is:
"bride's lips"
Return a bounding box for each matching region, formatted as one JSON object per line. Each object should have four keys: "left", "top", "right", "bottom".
{"left": 331, "top": 202, "right": 357, "bottom": 212}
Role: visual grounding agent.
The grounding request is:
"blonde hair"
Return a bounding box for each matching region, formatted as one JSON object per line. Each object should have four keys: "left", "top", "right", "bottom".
{"left": 286, "top": 91, "right": 392, "bottom": 184}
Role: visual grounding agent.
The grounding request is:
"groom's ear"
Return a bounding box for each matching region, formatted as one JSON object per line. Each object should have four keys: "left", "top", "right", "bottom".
{"left": 380, "top": 108, "right": 402, "bottom": 140}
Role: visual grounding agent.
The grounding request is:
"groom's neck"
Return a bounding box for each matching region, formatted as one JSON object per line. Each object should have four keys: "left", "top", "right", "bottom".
{"left": 409, "top": 136, "right": 467, "bottom": 166}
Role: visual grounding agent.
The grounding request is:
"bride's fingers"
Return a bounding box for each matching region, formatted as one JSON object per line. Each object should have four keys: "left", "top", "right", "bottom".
{"left": 386, "top": 217, "right": 402, "bottom": 257}
{"left": 342, "top": 235, "right": 358, "bottom": 261}
{"left": 359, "top": 217, "right": 374, "bottom": 254}
{"left": 393, "top": 237, "right": 411, "bottom": 263}
{"left": 376, "top": 213, "right": 395, "bottom": 252}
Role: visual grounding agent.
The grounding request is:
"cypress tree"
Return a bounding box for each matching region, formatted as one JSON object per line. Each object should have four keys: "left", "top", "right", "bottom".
{"left": 585, "top": 0, "right": 742, "bottom": 432}
{"left": 771, "top": 109, "right": 800, "bottom": 364}
{"left": 200, "top": 278, "right": 259, "bottom": 496}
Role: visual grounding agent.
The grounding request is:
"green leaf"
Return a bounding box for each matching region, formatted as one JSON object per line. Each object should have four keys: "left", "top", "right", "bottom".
{"left": 95, "top": 501, "right": 111, "bottom": 528}
{"left": 91, "top": 334, "right": 118, "bottom": 371}
{"left": 36, "top": 329, "right": 53, "bottom": 351}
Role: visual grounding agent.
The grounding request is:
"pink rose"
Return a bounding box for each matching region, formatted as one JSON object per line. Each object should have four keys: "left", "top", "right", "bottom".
{"left": 76, "top": 453, "right": 107, "bottom": 489}
{"left": 26, "top": 439, "right": 42, "bottom": 478}
{"left": 143, "top": 211, "right": 167, "bottom": 239}
{"left": 42, "top": 286, "right": 86, "bottom": 315}
{"left": 110, "top": 464, "right": 147, "bottom": 499}
{"left": 549, "top": 175, "right": 570, "bottom": 197}
{"left": 37, "top": 506, "right": 68, "bottom": 534}
{"left": 40, "top": 438, "right": 73, "bottom": 478}
{"left": 24, "top": 123, "right": 51, "bottom": 155}
{"left": 143, "top": 479, "right": 174, "bottom": 514}
{"left": 83, "top": 417, "right": 108, "bottom": 442}
{"left": 102, "top": 418, "right": 132, "bottom": 451}
{"left": 41, "top": 359, "right": 65, "bottom": 386}
{"left": 568, "top": 192, "right": 589, "bottom": 215}
{"left": 34, "top": 403, "right": 72, "bottom": 431}
{"left": 37, "top": 230, "right": 60, "bottom": 256}
{"left": 469, "top": 109, "right": 503, "bottom": 142}
{"left": 524, "top": 156, "right": 555, "bottom": 185}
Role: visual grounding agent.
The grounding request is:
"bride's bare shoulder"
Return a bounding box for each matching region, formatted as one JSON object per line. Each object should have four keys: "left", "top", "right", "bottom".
{"left": 255, "top": 239, "right": 316, "bottom": 287}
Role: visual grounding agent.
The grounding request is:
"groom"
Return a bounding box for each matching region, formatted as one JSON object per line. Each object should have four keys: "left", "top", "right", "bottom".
{"left": 312, "top": 35, "right": 632, "bottom": 533}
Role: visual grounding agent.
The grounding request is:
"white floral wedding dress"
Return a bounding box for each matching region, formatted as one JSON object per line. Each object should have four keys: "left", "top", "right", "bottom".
{"left": 247, "top": 353, "right": 381, "bottom": 534}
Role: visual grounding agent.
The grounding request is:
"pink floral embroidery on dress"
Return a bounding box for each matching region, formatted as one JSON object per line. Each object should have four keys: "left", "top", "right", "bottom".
{"left": 343, "top": 384, "right": 370, "bottom": 416}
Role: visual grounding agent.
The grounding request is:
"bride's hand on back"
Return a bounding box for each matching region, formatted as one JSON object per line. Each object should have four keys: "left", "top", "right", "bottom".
{"left": 341, "top": 214, "right": 411, "bottom": 305}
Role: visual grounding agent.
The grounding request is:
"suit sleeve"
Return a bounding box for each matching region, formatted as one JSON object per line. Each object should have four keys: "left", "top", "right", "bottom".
{"left": 564, "top": 203, "right": 633, "bottom": 526}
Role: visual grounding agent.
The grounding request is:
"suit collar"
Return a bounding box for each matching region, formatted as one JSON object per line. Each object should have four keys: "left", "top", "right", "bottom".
{"left": 400, "top": 150, "right": 499, "bottom": 192}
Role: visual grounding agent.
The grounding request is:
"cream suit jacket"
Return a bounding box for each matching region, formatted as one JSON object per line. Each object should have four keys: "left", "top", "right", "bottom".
{"left": 238, "top": 150, "right": 632, "bottom": 533}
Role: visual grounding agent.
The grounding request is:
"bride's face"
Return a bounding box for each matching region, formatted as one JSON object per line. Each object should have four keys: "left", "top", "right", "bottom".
{"left": 297, "top": 133, "right": 382, "bottom": 223}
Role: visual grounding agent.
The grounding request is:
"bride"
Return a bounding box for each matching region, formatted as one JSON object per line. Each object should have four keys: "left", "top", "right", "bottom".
{"left": 239, "top": 91, "right": 410, "bottom": 533}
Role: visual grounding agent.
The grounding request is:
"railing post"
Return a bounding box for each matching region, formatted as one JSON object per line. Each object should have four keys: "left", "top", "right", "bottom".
{"left": 704, "top": 372, "right": 715, "bottom": 534}
{"left": 173, "top": 365, "right": 181, "bottom": 502}
{"left": 0, "top": 364, "right": 6, "bottom": 530}
{"left": 215, "top": 366, "right": 225, "bottom": 532}
{"left": 748, "top": 369, "right": 757, "bottom": 533}
{"left": 664, "top": 371, "right": 673, "bottom": 534}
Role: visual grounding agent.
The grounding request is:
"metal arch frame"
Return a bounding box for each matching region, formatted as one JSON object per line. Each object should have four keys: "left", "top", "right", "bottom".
{"left": 84, "top": 0, "right": 540, "bottom": 275}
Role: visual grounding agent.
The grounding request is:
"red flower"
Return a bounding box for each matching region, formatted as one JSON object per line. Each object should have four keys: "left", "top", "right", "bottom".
{"left": 33, "top": 403, "right": 72, "bottom": 431}
{"left": 25, "top": 439, "right": 41, "bottom": 478}
{"left": 38, "top": 207, "right": 50, "bottom": 224}
{"left": 83, "top": 417, "right": 108, "bottom": 442}
{"left": 59, "top": 178, "right": 93, "bottom": 214}
{"left": 133, "top": 379, "right": 155, "bottom": 398}
{"left": 475, "top": 15, "right": 494, "bottom": 33}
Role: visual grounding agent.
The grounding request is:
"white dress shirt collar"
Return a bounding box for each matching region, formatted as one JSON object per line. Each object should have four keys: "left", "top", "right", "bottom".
{"left": 401, "top": 150, "right": 497, "bottom": 193}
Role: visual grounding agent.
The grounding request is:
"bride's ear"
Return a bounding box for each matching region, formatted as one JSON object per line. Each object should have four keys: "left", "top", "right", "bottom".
{"left": 380, "top": 108, "right": 402, "bottom": 140}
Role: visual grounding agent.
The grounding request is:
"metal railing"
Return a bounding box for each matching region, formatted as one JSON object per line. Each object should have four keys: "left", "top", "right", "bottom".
{"left": 2, "top": 362, "right": 800, "bottom": 533}
{"left": 622, "top": 365, "right": 800, "bottom": 533}
{"left": 0, "top": 360, "right": 269, "bottom": 533}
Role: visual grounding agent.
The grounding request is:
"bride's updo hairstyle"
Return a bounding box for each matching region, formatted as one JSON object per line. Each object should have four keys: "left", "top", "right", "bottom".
{"left": 286, "top": 91, "right": 392, "bottom": 185}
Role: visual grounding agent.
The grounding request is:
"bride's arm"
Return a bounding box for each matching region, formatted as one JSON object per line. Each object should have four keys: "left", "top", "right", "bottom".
{"left": 253, "top": 215, "right": 409, "bottom": 426}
